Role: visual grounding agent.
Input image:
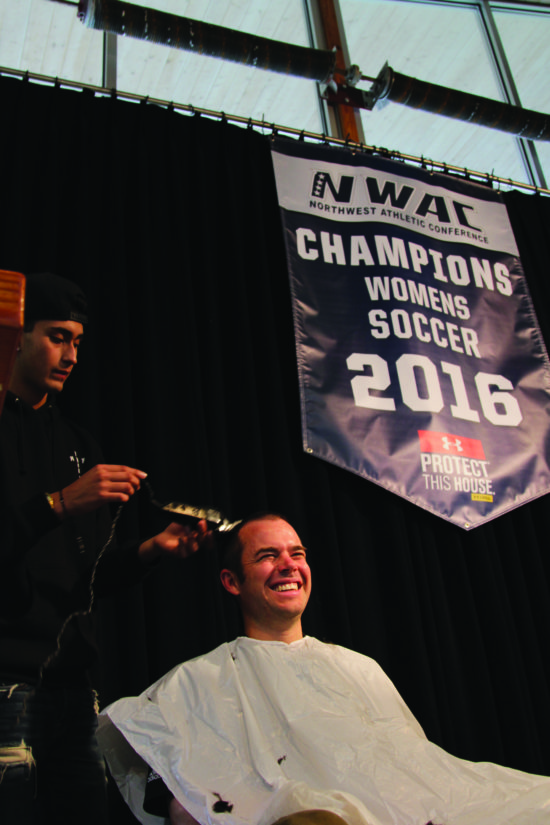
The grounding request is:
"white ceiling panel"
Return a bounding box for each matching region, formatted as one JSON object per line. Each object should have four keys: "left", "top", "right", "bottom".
{"left": 0, "top": 0, "right": 103, "bottom": 83}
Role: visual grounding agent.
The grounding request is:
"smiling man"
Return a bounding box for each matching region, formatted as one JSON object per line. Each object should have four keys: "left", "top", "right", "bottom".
{"left": 100, "top": 514, "right": 550, "bottom": 825}
{"left": 219, "top": 515, "right": 311, "bottom": 643}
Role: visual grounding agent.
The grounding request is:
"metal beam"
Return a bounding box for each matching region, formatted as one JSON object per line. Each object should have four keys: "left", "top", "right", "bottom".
{"left": 79, "top": 0, "right": 336, "bottom": 84}
{"left": 102, "top": 31, "right": 117, "bottom": 90}
{"left": 326, "top": 63, "right": 550, "bottom": 142}
{"left": 308, "top": 0, "right": 365, "bottom": 143}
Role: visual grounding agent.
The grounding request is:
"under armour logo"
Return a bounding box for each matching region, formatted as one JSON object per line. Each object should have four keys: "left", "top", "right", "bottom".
{"left": 442, "top": 437, "right": 463, "bottom": 452}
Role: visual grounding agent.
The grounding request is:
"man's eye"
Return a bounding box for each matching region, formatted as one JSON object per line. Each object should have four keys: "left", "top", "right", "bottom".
{"left": 50, "top": 336, "right": 64, "bottom": 345}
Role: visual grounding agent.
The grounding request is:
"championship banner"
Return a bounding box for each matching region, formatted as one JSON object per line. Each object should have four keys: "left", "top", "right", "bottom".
{"left": 271, "top": 139, "right": 550, "bottom": 529}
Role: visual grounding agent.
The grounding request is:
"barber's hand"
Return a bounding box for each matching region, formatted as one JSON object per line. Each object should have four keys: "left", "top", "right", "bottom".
{"left": 138, "top": 519, "right": 213, "bottom": 563}
{"left": 58, "top": 464, "right": 147, "bottom": 517}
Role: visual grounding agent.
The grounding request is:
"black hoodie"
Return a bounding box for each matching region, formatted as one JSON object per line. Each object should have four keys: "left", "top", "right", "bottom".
{"left": 0, "top": 391, "right": 143, "bottom": 685}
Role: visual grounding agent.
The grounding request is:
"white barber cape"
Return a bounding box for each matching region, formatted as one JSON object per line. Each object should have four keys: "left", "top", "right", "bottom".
{"left": 98, "top": 636, "right": 550, "bottom": 825}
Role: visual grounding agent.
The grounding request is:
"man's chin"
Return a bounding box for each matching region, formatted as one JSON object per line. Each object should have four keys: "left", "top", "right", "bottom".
{"left": 269, "top": 594, "right": 308, "bottom": 615}
{"left": 47, "top": 376, "right": 67, "bottom": 393}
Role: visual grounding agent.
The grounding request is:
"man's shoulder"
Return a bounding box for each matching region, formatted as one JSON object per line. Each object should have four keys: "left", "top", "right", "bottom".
{"left": 303, "top": 637, "right": 389, "bottom": 678}
{"left": 146, "top": 641, "right": 233, "bottom": 694}
{"left": 304, "top": 636, "right": 375, "bottom": 660}
{"left": 1, "top": 392, "right": 99, "bottom": 445}
{"left": 0, "top": 393, "right": 100, "bottom": 469}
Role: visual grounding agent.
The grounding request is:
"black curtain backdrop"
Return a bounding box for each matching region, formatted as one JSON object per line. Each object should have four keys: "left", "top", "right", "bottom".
{"left": 1, "top": 75, "right": 549, "bottom": 822}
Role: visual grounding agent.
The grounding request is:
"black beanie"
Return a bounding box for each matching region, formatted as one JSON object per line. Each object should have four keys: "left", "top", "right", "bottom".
{"left": 25, "top": 272, "right": 88, "bottom": 326}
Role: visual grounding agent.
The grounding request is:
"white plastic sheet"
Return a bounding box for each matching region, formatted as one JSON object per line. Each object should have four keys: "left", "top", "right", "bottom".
{"left": 99, "top": 637, "right": 550, "bottom": 825}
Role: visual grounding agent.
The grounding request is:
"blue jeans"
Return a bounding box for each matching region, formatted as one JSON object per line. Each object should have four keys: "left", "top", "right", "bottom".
{"left": 0, "top": 682, "right": 108, "bottom": 824}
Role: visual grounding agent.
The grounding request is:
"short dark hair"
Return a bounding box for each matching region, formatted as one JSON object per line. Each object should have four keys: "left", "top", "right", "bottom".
{"left": 219, "top": 512, "right": 290, "bottom": 581}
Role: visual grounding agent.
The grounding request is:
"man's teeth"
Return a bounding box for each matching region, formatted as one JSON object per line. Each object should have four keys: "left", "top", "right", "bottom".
{"left": 273, "top": 583, "right": 299, "bottom": 591}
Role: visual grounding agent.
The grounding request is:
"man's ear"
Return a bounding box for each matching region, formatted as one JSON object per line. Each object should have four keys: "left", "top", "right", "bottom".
{"left": 220, "top": 568, "right": 241, "bottom": 596}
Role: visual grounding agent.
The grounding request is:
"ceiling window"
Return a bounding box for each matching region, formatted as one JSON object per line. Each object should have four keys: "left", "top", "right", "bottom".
{"left": 0, "top": 0, "right": 547, "bottom": 188}
{"left": 492, "top": 3, "right": 550, "bottom": 185}
{"left": 338, "top": 0, "right": 547, "bottom": 187}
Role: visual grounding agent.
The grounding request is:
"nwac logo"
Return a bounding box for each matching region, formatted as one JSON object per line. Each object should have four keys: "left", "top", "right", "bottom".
{"left": 310, "top": 169, "right": 482, "bottom": 230}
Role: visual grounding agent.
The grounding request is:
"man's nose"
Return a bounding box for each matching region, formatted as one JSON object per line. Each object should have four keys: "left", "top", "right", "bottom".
{"left": 62, "top": 341, "right": 78, "bottom": 365}
{"left": 278, "top": 552, "right": 297, "bottom": 572}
